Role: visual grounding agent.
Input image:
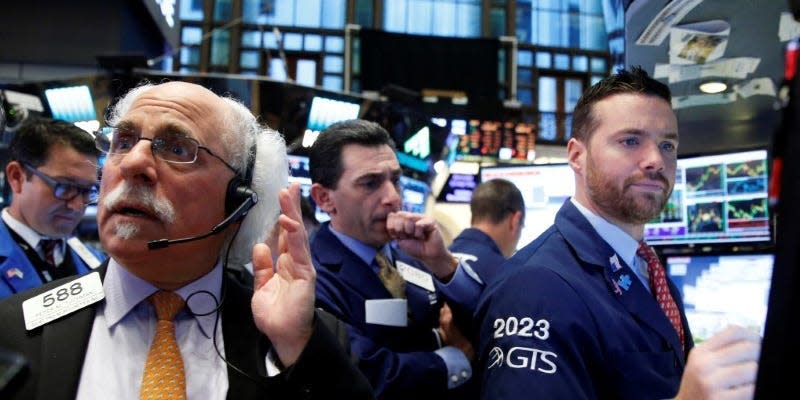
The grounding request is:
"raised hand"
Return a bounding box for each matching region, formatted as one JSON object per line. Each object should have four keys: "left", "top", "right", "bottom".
{"left": 251, "top": 182, "right": 317, "bottom": 367}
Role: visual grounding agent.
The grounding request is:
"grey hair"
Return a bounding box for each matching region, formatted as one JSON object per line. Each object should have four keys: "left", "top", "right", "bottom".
{"left": 107, "top": 82, "right": 287, "bottom": 266}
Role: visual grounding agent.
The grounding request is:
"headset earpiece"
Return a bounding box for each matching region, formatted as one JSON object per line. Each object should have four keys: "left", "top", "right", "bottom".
{"left": 224, "top": 141, "right": 257, "bottom": 220}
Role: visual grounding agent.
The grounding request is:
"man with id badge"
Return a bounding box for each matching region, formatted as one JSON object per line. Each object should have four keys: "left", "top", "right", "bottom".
{"left": 1, "top": 117, "right": 105, "bottom": 299}
{"left": 0, "top": 81, "right": 373, "bottom": 399}
{"left": 307, "top": 119, "right": 482, "bottom": 399}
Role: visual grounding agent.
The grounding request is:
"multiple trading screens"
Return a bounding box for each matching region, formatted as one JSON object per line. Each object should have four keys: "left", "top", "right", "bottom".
{"left": 666, "top": 252, "right": 774, "bottom": 343}
{"left": 645, "top": 149, "right": 771, "bottom": 246}
{"left": 478, "top": 149, "right": 772, "bottom": 249}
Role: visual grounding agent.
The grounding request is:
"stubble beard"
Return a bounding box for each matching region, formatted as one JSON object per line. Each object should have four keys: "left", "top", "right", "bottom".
{"left": 585, "top": 154, "right": 672, "bottom": 225}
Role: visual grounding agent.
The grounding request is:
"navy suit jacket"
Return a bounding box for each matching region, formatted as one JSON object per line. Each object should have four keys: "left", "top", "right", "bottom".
{"left": 449, "top": 227, "right": 506, "bottom": 285}
{"left": 475, "top": 200, "right": 694, "bottom": 400}
{"left": 0, "top": 261, "right": 374, "bottom": 400}
{"left": 311, "top": 223, "right": 459, "bottom": 399}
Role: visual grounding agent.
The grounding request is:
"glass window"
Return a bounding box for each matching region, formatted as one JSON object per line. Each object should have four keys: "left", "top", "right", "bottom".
{"left": 518, "top": 68, "right": 532, "bottom": 85}
{"left": 591, "top": 75, "right": 603, "bottom": 85}
{"left": 270, "top": 59, "right": 288, "bottom": 81}
{"left": 573, "top": 55, "right": 588, "bottom": 71}
{"left": 210, "top": 30, "right": 230, "bottom": 66}
{"left": 179, "top": 0, "right": 204, "bottom": 21}
{"left": 242, "top": 30, "right": 262, "bottom": 48}
{"left": 538, "top": 76, "right": 556, "bottom": 112}
{"left": 283, "top": 33, "right": 304, "bottom": 50}
{"left": 489, "top": 8, "right": 505, "bottom": 37}
{"left": 182, "top": 27, "right": 203, "bottom": 45}
{"left": 518, "top": 88, "right": 533, "bottom": 105}
{"left": 296, "top": 0, "right": 322, "bottom": 27}
{"left": 305, "top": 34, "right": 323, "bottom": 51}
{"left": 536, "top": 52, "right": 551, "bottom": 68}
{"left": 384, "top": 0, "right": 480, "bottom": 38}
{"left": 554, "top": 53, "right": 570, "bottom": 70}
{"left": 323, "top": 56, "right": 344, "bottom": 73}
{"left": 432, "top": 2, "right": 457, "bottom": 36}
{"left": 325, "top": 36, "right": 344, "bottom": 53}
{"left": 518, "top": 50, "right": 533, "bottom": 67}
{"left": 564, "top": 78, "right": 582, "bottom": 112}
{"left": 323, "top": 75, "right": 344, "bottom": 91}
{"left": 355, "top": 0, "right": 375, "bottom": 28}
{"left": 296, "top": 59, "right": 317, "bottom": 87}
{"left": 591, "top": 57, "right": 606, "bottom": 73}
{"left": 180, "top": 47, "right": 200, "bottom": 65}
{"left": 263, "top": 32, "right": 279, "bottom": 49}
{"left": 213, "top": 0, "right": 233, "bottom": 22}
{"left": 517, "top": 0, "right": 607, "bottom": 51}
{"left": 321, "top": 0, "right": 346, "bottom": 28}
{"left": 241, "top": 50, "right": 260, "bottom": 69}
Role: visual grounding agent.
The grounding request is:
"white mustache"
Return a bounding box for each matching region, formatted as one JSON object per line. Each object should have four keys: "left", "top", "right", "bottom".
{"left": 102, "top": 182, "right": 176, "bottom": 223}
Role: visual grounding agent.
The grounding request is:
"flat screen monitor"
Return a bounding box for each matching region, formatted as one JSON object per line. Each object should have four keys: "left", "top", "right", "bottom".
{"left": 287, "top": 154, "right": 329, "bottom": 223}
{"left": 302, "top": 96, "right": 361, "bottom": 147}
{"left": 400, "top": 175, "right": 430, "bottom": 214}
{"left": 666, "top": 252, "right": 774, "bottom": 343}
{"left": 454, "top": 119, "right": 536, "bottom": 164}
{"left": 480, "top": 163, "right": 575, "bottom": 250}
{"left": 645, "top": 149, "right": 771, "bottom": 246}
{"left": 436, "top": 172, "right": 479, "bottom": 203}
{"left": 44, "top": 85, "right": 96, "bottom": 123}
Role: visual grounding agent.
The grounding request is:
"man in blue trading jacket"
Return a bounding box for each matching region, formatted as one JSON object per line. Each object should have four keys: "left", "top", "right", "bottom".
{"left": 1, "top": 117, "right": 105, "bottom": 299}
{"left": 449, "top": 178, "right": 525, "bottom": 285}
{"left": 308, "top": 119, "right": 482, "bottom": 399}
{"left": 475, "top": 67, "right": 762, "bottom": 399}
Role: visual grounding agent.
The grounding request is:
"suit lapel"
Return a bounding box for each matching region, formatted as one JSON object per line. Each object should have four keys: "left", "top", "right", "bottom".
{"left": 35, "top": 264, "right": 107, "bottom": 400}
{"left": 221, "top": 272, "right": 270, "bottom": 399}
{"left": 555, "top": 202, "right": 686, "bottom": 362}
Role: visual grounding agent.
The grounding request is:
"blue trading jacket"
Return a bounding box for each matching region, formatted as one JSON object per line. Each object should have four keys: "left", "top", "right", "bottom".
{"left": 475, "top": 200, "right": 694, "bottom": 400}
{"left": 0, "top": 222, "right": 105, "bottom": 299}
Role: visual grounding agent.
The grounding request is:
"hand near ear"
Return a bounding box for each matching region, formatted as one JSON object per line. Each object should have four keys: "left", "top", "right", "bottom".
{"left": 251, "top": 182, "right": 317, "bottom": 367}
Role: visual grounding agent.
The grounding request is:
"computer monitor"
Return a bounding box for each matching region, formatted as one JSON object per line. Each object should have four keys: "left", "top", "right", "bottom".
{"left": 287, "top": 154, "right": 329, "bottom": 223}
{"left": 666, "top": 252, "right": 774, "bottom": 343}
{"left": 399, "top": 175, "right": 430, "bottom": 214}
{"left": 43, "top": 85, "right": 98, "bottom": 132}
{"left": 302, "top": 96, "right": 361, "bottom": 147}
{"left": 480, "top": 163, "right": 575, "bottom": 249}
{"left": 645, "top": 149, "right": 771, "bottom": 247}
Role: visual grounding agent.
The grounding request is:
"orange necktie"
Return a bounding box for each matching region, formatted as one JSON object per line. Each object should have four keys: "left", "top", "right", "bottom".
{"left": 637, "top": 241, "right": 685, "bottom": 348}
{"left": 140, "top": 291, "right": 187, "bottom": 400}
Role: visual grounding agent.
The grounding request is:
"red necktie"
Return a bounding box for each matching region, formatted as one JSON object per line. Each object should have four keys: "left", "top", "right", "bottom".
{"left": 637, "top": 241, "right": 685, "bottom": 348}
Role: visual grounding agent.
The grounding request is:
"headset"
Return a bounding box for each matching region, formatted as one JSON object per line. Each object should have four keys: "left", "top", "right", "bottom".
{"left": 148, "top": 141, "right": 259, "bottom": 250}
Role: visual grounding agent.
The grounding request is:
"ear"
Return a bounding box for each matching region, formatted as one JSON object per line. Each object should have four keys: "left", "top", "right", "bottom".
{"left": 310, "top": 183, "right": 335, "bottom": 214}
{"left": 5, "top": 161, "right": 27, "bottom": 194}
{"left": 567, "top": 138, "right": 584, "bottom": 175}
{"left": 509, "top": 210, "right": 523, "bottom": 233}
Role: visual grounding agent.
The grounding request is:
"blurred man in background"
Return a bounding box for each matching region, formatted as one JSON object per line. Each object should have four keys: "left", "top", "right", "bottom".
{"left": 1, "top": 117, "right": 104, "bottom": 299}
{"left": 449, "top": 178, "right": 525, "bottom": 285}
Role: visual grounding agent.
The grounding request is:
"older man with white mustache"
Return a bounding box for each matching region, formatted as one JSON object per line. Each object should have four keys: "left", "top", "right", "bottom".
{"left": 0, "top": 81, "right": 374, "bottom": 400}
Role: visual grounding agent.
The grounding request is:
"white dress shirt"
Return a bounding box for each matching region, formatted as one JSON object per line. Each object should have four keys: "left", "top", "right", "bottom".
{"left": 76, "top": 259, "right": 228, "bottom": 400}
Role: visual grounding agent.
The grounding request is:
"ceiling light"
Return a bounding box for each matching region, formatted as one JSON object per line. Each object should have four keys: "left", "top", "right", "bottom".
{"left": 699, "top": 81, "right": 728, "bottom": 94}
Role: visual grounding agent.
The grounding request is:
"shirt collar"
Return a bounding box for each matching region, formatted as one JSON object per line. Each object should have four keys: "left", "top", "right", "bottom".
{"left": 2, "top": 208, "right": 63, "bottom": 250}
{"left": 102, "top": 257, "right": 223, "bottom": 338}
{"left": 328, "top": 225, "right": 384, "bottom": 266}
{"left": 570, "top": 198, "right": 640, "bottom": 272}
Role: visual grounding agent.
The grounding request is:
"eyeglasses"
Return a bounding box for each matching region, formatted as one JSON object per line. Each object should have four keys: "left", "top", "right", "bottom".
{"left": 22, "top": 163, "right": 99, "bottom": 204}
{"left": 94, "top": 127, "right": 236, "bottom": 172}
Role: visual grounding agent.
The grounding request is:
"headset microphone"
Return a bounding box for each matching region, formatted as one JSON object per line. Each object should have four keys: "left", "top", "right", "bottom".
{"left": 147, "top": 190, "right": 258, "bottom": 250}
